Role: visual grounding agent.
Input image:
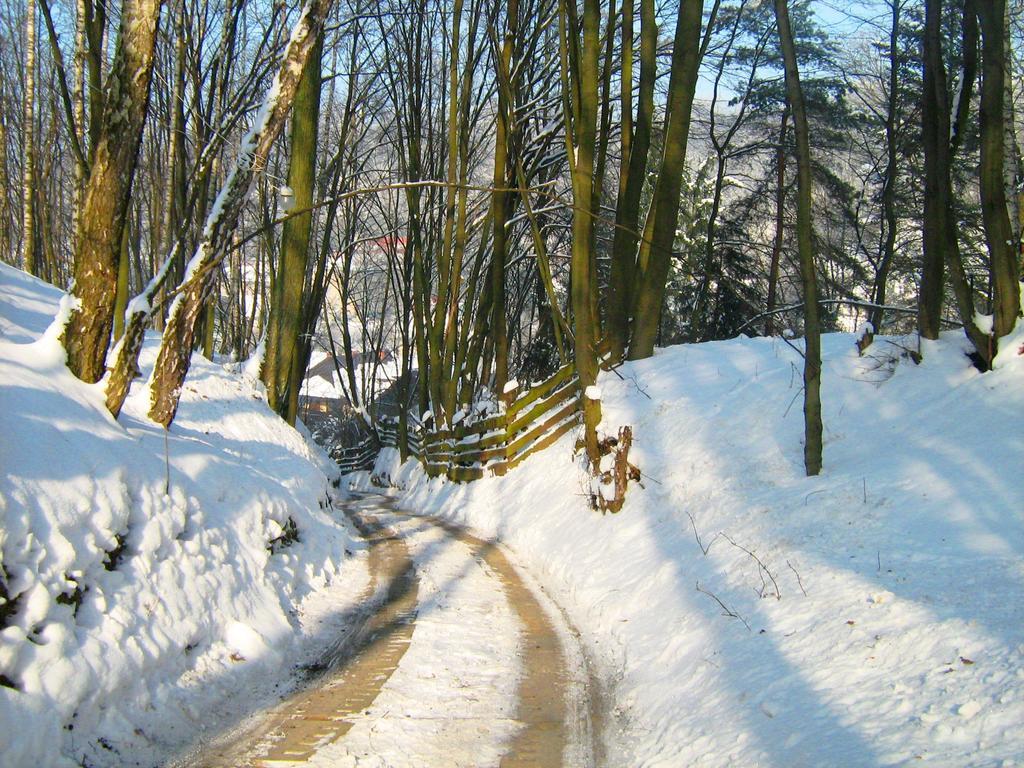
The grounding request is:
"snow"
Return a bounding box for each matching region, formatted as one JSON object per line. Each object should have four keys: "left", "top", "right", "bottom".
{"left": 0, "top": 263, "right": 359, "bottom": 767}
{"left": 584, "top": 384, "right": 601, "bottom": 400}
{"left": 305, "top": 501, "right": 522, "bottom": 767}
{"left": 391, "top": 327, "right": 1024, "bottom": 766}
{"left": 0, "top": 264, "right": 63, "bottom": 344}
{"left": 6, "top": 255, "right": 1024, "bottom": 766}
{"left": 503, "top": 379, "right": 519, "bottom": 394}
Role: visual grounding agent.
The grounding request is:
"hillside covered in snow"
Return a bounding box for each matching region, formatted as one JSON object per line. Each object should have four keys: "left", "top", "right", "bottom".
{"left": 0, "top": 263, "right": 359, "bottom": 767}
{"left": 377, "top": 312, "right": 1024, "bottom": 766}
{"left": 4, "top": 256, "right": 1024, "bottom": 767}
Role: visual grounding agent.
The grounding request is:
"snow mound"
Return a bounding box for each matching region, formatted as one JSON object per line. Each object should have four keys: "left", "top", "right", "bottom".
{"left": 0, "top": 263, "right": 354, "bottom": 767}
{"left": 398, "top": 328, "right": 1024, "bottom": 766}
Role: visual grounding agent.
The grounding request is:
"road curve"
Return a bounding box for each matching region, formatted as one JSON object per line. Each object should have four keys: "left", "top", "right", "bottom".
{"left": 189, "top": 493, "right": 602, "bottom": 767}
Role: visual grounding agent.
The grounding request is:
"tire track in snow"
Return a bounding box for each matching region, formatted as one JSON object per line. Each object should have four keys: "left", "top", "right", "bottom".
{"left": 193, "top": 493, "right": 601, "bottom": 766}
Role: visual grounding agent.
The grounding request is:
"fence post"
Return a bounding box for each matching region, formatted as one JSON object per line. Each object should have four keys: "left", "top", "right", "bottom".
{"left": 492, "top": 383, "right": 519, "bottom": 477}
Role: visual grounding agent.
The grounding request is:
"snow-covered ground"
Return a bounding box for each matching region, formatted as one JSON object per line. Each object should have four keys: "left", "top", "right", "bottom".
{"left": 0, "top": 263, "right": 363, "bottom": 767}
{"left": 5, "top": 256, "right": 1024, "bottom": 767}
{"left": 380, "top": 319, "right": 1024, "bottom": 766}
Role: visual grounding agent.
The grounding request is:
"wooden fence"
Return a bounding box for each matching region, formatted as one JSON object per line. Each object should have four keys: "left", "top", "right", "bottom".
{"left": 418, "top": 362, "right": 581, "bottom": 482}
{"left": 332, "top": 439, "right": 379, "bottom": 474}
{"left": 334, "top": 363, "right": 582, "bottom": 483}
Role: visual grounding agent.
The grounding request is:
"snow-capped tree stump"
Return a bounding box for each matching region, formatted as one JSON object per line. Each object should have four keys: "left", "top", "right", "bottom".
{"left": 589, "top": 425, "right": 640, "bottom": 514}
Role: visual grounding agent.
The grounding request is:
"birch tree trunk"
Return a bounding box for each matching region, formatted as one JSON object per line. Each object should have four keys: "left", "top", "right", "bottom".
{"left": 61, "top": 0, "right": 163, "bottom": 383}
{"left": 71, "top": 0, "right": 87, "bottom": 244}
{"left": 0, "top": 75, "right": 9, "bottom": 265}
{"left": 21, "top": 0, "right": 37, "bottom": 276}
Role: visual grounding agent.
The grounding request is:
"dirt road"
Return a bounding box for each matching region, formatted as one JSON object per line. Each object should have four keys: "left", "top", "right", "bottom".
{"left": 191, "top": 493, "right": 602, "bottom": 767}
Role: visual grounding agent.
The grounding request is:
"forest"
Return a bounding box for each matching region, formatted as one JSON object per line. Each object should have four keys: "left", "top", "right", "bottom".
{"left": 0, "top": 0, "right": 1021, "bottom": 473}
{"left": 2, "top": 1, "right": 1024, "bottom": 765}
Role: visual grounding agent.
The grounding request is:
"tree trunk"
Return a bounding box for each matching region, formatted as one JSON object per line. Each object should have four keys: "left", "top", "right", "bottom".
{"left": 775, "top": 0, "right": 823, "bottom": 477}
{"left": 628, "top": 0, "right": 705, "bottom": 360}
{"left": 766, "top": 108, "right": 789, "bottom": 337}
{"left": 155, "top": 5, "right": 187, "bottom": 330}
{"left": 61, "top": 0, "right": 163, "bottom": 384}
{"left": 112, "top": 216, "right": 130, "bottom": 340}
{"left": 264, "top": 34, "right": 323, "bottom": 423}
{"left": 926, "top": 0, "right": 990, "bottom": 358}
{"left": 605, "top": 0, "right": 655, "bottom": 360}
{"left": 919, "top": 0, "right": 949, "bottom": 341}
{"left": 21, "top": 0, "right": 37, "bottom": 276}
{"left": 0, "top": 75, "right": 8, "bottom": 264}
{"left": 489, "top": 0, "right": 518, "bottom": 397}
{"left": 869, "top": 0, "right": 902, "bottom": 333}
{"left": 975, "top": 0, "right": 1022, "bottom": 342}
{"left": 561, "top": 0, "right": 602, "bottom": 462}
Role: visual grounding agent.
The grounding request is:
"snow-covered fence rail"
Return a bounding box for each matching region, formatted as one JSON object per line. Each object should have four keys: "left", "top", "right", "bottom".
{"left": 418, "top": 362, "right": 582, "bottom": 482}
{"left": 332, "top": 438, "right": 378, "bottom": 473}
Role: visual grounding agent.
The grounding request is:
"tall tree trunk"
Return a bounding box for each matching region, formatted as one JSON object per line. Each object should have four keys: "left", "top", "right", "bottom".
{"left": 561, "top": 0, "right": 602, "bottom": 462}
{"left": 919, "top": 0, "right": 949, "bottom": 341}
{"left": 775, "top": 0, "right": 823, "bottom": 477}
{"left": 605, "top": 0, "right": 654, "bottom": 360}
{"left": 155, "top": 3, "right": 186, "bottom": 330}
{"left": 489, "top": 0, "right": 519, "bottom": 397}
{"left": 440, "top": 5, "right": 481, "bottom": 418}
{"left": 628, "top": 0, "right": 705, "bottom": 360}
{"left": 73, "top": 0, "right": 86, "bottom": 179}
{"left": 766, "top": 107, "right": 789, "bottom": 337}
{"left": 870, "top": 0, "right": 902, "bottom": 333}
{"left": 427, "top": 0, "right": 464, "bottom": 426}
{"left": 61, "top": 0, "right": 163, "bottom": 384}
{"left": 21, "top": 0, "right": 37, "bottom": 276}
{"left": 264, "top": 34, "right": 323, "bottom": 423}
{"left": 925, "top": 0, "right": 989, "bottom": 357}
{"left": 0, "top": 75, "right": 8, "bottom": 264}
{"left": 975, "top": 0, "right": 1022, "bottom": 342}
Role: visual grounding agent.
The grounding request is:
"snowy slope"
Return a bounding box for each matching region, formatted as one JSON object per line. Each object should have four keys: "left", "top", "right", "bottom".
{"left": 389, "top": 324, "right": 1024, "bottom": 766}
{"left": 0, "top": 263, "right": 358, "bottom": 767}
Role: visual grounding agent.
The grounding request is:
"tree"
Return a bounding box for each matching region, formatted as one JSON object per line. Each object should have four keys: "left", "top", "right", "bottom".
{"left": 60, "top": 0, "right": 163, "bottom": 383}
{"left": 21, "top": 0, "right": 36, "bottom": 277}
{"left": 920, "top": 0, "right": 952, "bottom": 342}
{"left": 263, "top": 33, "right": 324, "bottom": 424}
{"left": 604, "top": 0, "right": 655, "bottom": 361}
{"left": 975, "top": 0, "right": 1022, "bottom": 343}
{"left": 560, "top": 0, "right": 602, "bottom": 462}
{"left": 625, "top": 0, "right": 706, "bottom": 361}
{"left": 775, "top": 0, "right": 823, "bottom": 476}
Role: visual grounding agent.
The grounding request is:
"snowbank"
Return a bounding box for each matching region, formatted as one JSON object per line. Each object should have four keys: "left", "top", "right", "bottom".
{"left": 392, "top": 328, "right": 1024, "bottom": 766}
{"left": 0, "top": 263, "right": 355, "bottom": 767}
